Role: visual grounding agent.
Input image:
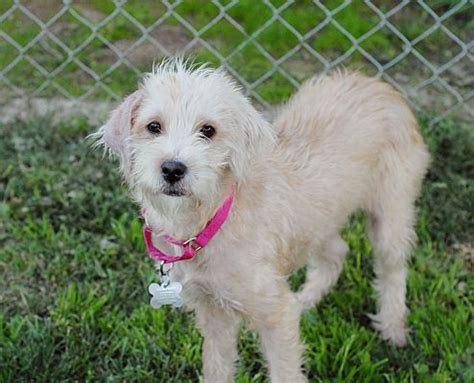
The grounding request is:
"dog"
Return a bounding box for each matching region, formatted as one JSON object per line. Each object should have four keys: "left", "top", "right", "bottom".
{"left": 95, "top": 59, "right": 430, "bottom": 382}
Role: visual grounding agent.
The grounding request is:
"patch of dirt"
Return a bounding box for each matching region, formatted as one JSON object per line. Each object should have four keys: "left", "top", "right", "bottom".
{"left": 0, "top": 96, "right": 113, "bottom": 126}
{"left": 106, "top": 25, "right": 196, "bottom": 67}
{"left": 75, "top": 3, "right": 107, "bottom": 22}
{"left": 150, "top": 24, "right": 195, "bottom": 54}
{"left": 284, "top": 58, "right": 325, "bottom": 80}
{"left": 453, "top": 242, "right": 474, "bottom": 272}
{"left": 22, "top": 0, "right": 67, "bottom": 21}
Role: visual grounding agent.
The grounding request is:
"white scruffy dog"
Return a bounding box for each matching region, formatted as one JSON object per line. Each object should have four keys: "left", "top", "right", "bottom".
{"left": 96, "top": 59, "right": 430, "bottom": 382}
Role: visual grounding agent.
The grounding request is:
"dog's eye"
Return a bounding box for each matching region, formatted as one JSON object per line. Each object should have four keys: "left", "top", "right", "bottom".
{"left": 200, "top": 125, "right": 216, "bottom": 139}
{"left": 147, "top": 121, "right": 162, "bottom": 135}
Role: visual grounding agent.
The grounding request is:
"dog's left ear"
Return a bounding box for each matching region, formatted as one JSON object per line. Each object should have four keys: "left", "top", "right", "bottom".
{"left": 95, "top": 89, "right": 143, "bottom": 180}
{"left": 229, "top": 101, "right": 275, "bottom": 182}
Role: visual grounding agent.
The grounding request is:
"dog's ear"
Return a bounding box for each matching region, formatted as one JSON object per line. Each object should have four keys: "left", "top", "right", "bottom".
{"left": 229, "top": 103, "right": 275, "bottom": 182}
{"left": 97, "top": 90, "right": 143, "bottom": 179}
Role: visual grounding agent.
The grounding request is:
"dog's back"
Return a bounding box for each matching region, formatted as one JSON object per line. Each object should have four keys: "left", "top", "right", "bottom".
{"left": 273, "top": 71, "right": 429, "bottom": 218}
{"left": 275, "top": 71, "right": 428, "bottom": 173}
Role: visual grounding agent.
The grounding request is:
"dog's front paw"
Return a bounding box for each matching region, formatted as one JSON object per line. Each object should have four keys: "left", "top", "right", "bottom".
{"left": 381, "top": 325, "right": 408, "bottom": 347}
{"left": 369, "top": 313, "right": 408, "bottom": 347}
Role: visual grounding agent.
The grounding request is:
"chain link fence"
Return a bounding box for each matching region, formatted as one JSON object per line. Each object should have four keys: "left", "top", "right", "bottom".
{"left": 0, "top": 0, "right": 472, "bottom": 124}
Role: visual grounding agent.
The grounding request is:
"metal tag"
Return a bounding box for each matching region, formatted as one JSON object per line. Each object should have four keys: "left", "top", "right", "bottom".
{"left": 148, "top": 281, "right": 183, "bottom": 308}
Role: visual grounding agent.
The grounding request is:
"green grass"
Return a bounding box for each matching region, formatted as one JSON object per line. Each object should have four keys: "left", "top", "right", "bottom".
{"left": 0, "top": 112, "right": 472, "bottom": 382}
{"left": 1, "top": 1, "right": 471, "bottom": 103}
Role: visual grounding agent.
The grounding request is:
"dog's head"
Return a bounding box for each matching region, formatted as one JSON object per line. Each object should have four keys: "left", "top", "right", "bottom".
{"left": 96, "top": 59, "right": 274, "bottom": 206}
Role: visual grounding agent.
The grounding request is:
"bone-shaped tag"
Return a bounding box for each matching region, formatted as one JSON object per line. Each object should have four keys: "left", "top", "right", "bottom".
{"left": 148, "top": 282, "right": 183, "bottom": 308}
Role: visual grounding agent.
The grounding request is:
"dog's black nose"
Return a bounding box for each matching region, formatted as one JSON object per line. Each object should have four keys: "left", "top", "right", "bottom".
{"left": 161, "top": 160, "right": 187, "bottom": 184}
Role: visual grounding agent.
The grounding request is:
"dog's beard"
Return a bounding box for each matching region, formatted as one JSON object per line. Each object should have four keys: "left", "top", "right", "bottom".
{"left": 161, "top": 182, "right": 187, "bottom": 197}
{"left": 133, "top": 174, "right": 191, "bottom": 199}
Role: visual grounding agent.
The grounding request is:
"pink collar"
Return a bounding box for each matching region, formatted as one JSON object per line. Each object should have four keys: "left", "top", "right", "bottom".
{"left": 143, "top": 187, "right": 235, "bottom": 264}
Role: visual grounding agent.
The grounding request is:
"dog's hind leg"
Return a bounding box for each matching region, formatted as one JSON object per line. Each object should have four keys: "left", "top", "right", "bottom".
{"left": 368, "top": 189, "right": 418, "bottom": 347}
{"left": 296, "top": 234, "right": 349, "bottom": 310}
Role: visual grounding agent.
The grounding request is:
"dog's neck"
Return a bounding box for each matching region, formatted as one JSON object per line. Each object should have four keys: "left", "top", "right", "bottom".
{"left": 138, "top": 182, "right": 234, "bottom": 241}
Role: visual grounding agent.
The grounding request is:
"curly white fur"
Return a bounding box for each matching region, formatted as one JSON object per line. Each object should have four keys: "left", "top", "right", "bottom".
{"left": 95, "top": 59, "right": 430, "bottom": 382}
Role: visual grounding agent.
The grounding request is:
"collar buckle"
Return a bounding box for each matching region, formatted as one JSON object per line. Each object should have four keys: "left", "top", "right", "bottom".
{"left": 183, "top": 237, "right": 202, "bottom": 252}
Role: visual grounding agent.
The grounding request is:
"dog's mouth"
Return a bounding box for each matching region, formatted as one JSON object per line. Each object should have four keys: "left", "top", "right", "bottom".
{"left": 161, "top": 185, "right": 187, "bottom": 197}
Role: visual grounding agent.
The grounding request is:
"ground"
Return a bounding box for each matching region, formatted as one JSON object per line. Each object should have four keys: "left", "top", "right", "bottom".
{"left": 0, "top": 113, "right": 472, "bottom": 382}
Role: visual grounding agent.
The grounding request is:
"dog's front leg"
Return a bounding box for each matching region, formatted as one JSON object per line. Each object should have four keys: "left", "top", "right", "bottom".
{"left": 195, "top": 305, "right": 241, "bottom": 383}
{"left": 253, "top": 289, "right": 307, "bottom": 383}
